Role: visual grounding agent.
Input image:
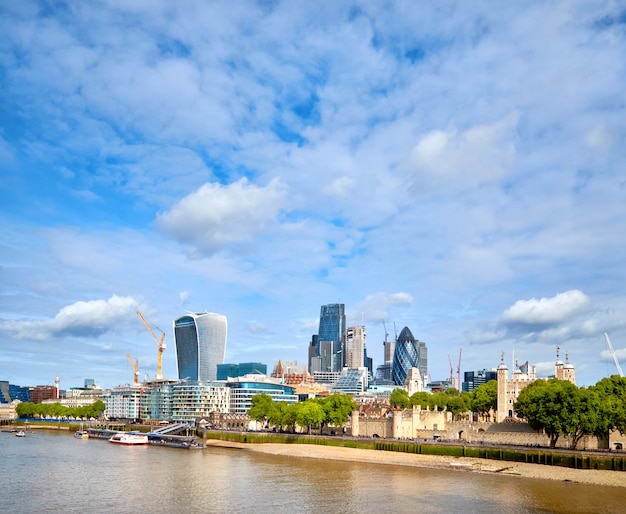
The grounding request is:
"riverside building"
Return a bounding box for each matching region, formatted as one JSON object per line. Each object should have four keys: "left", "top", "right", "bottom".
{"left": 174, "top": 312, "right": 227, "bottom": 382}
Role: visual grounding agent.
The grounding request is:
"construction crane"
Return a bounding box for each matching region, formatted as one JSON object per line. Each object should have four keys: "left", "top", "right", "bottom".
{"left": 137, "top": 310, "right": 166, "bottom": 380}
{"left": 457, "top": 348, "right": 463, "bottom": 393}
{"left": 448, "top": 355, "right": 454, "bottom": 385}
{"left": 604, "top": 333, "right": 624, "bottom": 377}
{"left": 126, "top": 354, "right": 140, "bottom": 385}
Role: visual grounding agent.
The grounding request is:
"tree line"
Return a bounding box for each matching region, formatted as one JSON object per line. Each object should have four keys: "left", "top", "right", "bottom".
{"left": 515, "top": 375, "right": 626, "bottom": 449}
{"left": 247, "top": 393, "right": 356, "bottom": 434}
{"left": 16, "top": 401, "right": 106, "bottom": 420}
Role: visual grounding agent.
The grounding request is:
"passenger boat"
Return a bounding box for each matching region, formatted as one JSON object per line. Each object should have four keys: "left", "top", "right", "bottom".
{"left": 15, "top": 430, "right": 26, "bottom": 437}
{"left": 74, "top": 430, "right": 89, "bottom": 439}
{"left": 108, "top": 433, "right": 149, "bottom": 445}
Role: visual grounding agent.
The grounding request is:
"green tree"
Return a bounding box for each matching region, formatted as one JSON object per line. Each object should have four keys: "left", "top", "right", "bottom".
{"left": 267, "top": 401, "right": 297, "bottom": 432}
{"left": 470, "top": 380, "right": 498, "bottom": 421}
{"left": 409, "top": 391, "right": 431, "bottom": 409}
{"left": 592, "top": 375, "right": 626, "bottom": 435}
{"left": 294, "top": 400, "right": 326, "bottom": 434}
{"left": 566, "top": 387, "right": 606, "bottom": 450}
{"left": 16, "top": 402, "right": 36, "bottom": 418}
{"left": 514, "top": 379, "right": 581, "bottom": 448}
{"left": 248, "top": 394, "right": 276, "bottom": 429}
{"left": 320, "top": 393, "right": 356, "bottom": 431}
{"left": 389, "top": 388, "right": 410, "bottom": 409}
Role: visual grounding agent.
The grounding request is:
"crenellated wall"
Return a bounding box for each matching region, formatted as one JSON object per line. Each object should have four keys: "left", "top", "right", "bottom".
{"left": 351, "top": 408, "right": 607, "bottom": 450}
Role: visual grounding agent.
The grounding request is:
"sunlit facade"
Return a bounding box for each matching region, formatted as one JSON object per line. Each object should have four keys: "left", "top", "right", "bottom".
{"left": 227, "top": 375, "right": 297, "bottom": 413}
{"left": 174, "top": 312, "right": 227, "bottom": 382}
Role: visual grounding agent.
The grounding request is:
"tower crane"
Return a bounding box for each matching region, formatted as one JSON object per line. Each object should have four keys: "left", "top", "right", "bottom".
{"left": 604, "top": 333, "right": 624, "bottom": 377}
{"left": 137, "top": 310, "right": 166, "bottom": 380}
{"left": 126, "top": 354, "right": 140, "bottom": 385}
{"left": 457, "top": 348, "right": 462, "bottom": 393}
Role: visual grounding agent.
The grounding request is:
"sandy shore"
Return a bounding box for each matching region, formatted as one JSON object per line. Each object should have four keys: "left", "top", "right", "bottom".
{"left": 204, "top": 439, "right": 626, "bottom": 488}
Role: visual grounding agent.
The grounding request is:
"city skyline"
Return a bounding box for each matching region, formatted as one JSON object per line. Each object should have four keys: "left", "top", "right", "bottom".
{"left": 1, "top": 1, "right": 626, "bottom": 389}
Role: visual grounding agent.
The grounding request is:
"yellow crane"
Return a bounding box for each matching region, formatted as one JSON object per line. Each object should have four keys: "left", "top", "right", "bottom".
{"left": 126, "top": 354, "right": 140, "bottom": 385}
{"left": 137, "top": 310, "right": 166, "bottom": 380}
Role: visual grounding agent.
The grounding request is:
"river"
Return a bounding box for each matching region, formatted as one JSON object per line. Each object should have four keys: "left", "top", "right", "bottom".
{"left": 1, "top": 430, "right": 624, "bottom": 513}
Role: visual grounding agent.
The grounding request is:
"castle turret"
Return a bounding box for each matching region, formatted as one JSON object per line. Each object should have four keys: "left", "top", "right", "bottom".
{"left": 496, "top": 352, "right": 508, "bottom": 423}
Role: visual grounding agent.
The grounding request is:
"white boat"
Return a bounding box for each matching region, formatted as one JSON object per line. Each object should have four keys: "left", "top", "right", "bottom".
{"left": 74, "top": 430, "right": 89, "bottom": 439}
{"left": 15, "top": 430, "right": 26, "bottom": 437}
{"left": 108, "top": 433, "right": 149, "bottom": 445}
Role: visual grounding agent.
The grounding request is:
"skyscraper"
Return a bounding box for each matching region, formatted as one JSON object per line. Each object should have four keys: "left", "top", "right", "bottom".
{"left": 173, "top": 312, "right": 227, "bottom": 382}
{"left": 391, "top": 326, "right": 428, "bottom": 386}
{"left": 308, "top": 303, "right": 345, "bottom": 373}
{"left": 345, "top": 326, "right": 366, "bottom": 368}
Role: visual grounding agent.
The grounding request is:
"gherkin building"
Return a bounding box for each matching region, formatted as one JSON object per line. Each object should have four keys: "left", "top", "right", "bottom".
{"left": 391, "top": 326, "right": 419, "bottom": 386}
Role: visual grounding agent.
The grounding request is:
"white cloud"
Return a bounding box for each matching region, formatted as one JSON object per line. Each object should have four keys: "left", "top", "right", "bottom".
{"left": 406, "top": 113, "right": 518, "bottom": 190}
{"left": 1, "top": 295, "right": 140, "bottom": 340}
{"left": 322, "top": 176, "right": 355, "bottom": 197}
{"left": 178, "top": 291, "right": 191, "bottom": 305}
{"left": 156, "top": 178, "right": 287, "bottom": 255}
{"left": 355, "top": 292, "right": 413, "bottom": 324}
{"left": 502, "top": 290, "right": 589, "bottom": 326}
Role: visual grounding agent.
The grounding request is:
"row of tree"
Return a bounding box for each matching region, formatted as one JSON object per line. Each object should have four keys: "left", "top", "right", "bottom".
{"left": 16, "top": 401, "right": 106, "bottom": 420}
{"left": 515, "top": 375, "right": 626, "bottom": 449}
{"left": 248, "top": 393, "right": 356, "bottom": 434}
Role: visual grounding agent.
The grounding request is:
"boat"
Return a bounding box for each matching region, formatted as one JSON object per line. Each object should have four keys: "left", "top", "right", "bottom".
{"left": 108, "top": 433, "right": 149, "bottom": 445}
{"left": 74, "top": 430, "right": 89, "bottom": 439}
{"left": 15, "top": 430, "right": 26, "bottom": 437}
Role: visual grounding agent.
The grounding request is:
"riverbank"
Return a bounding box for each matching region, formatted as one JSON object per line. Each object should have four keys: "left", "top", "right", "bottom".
{"left": 204, "top": 439, "right": 626, "bottom": 488}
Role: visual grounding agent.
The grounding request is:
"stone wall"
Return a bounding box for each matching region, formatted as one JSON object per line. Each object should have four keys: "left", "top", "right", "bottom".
{"left": 352, "top": 409, "right": 605, "bottom": 450}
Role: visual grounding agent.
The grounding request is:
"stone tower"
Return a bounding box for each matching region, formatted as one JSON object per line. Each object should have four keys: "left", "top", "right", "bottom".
{"left": 496, "top": 352, "right": 508, "bottom": 423}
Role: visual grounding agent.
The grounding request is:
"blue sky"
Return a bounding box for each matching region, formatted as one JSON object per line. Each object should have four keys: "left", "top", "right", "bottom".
{"left": 1, "top": 1, "right": 625, "bottom": 389}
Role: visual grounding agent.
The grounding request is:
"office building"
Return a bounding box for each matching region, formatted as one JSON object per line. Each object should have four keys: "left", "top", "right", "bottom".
{"left": 217, "top": 362, "right": 267, "bottom": 380}
{"left": 416, "top": 340, "right": 428, "bottom": 382}
{"left": 345, "top": 326, "right": 366, "bottom": 369}
{"left": 174, "top": 312, "right": 227, "bottom": 382}
{"left": 29, "top": 385, "right": 58, "bottom": 404}
{"left": 333, "top": 367, "right": 369, "bottom": 395}
{"left": 391, "top": 326, "right": 427, "bottom": 386}
{"left": 308, "top": 303, "right": 345, "bottom": 373}
{"left": 462, "top": 369, "right": 498, "bottom": 393}
{"left": 0, "top": 381, "right": 30, "bottom": 403}
{"left": 227, "top": 374, "right": 297, "bottom": 413}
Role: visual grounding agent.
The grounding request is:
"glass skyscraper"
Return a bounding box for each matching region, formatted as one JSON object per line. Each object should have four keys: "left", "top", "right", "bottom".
{"left": 308, "top": 303, "right": 346, "bottom": 373}
{"left": 391, "top": 326, "right": 428, "bottom": 386}
{"left": 173, "top": 312, "right": 227, "bottom": 382}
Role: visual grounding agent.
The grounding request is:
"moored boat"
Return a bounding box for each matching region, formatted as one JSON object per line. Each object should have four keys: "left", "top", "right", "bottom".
{"left": 74, "top": 430, "right": 89, "bottom": 439}
{"left": 108, "top": 433, "right": 149, "bottom": 445}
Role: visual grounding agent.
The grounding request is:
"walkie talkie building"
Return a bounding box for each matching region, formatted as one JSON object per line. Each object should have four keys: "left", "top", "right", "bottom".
{"left": 173, "top": 312, "right": 227, "bottom": 382}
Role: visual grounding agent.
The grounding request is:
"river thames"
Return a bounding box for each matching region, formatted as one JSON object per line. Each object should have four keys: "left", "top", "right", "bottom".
{"left": 1, "top": 430, "right": 625, "bottom": 513}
